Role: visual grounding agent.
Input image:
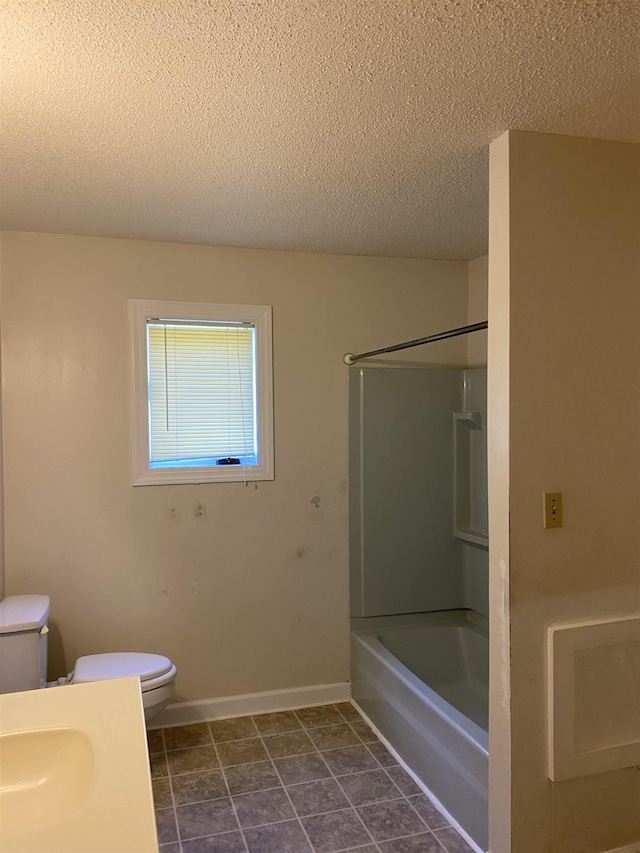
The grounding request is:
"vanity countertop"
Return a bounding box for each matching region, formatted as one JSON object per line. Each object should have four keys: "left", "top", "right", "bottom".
{"left": 0, "top": 676, "right": 158, "bottom": 853}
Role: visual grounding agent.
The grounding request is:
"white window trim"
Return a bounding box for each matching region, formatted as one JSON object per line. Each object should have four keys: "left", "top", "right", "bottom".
{"left": 129, "top": 299, "right": 274, "bottom": 486}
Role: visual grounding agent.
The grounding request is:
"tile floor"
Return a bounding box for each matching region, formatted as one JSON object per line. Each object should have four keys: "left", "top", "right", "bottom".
{"left": 148, "top": 702, "right": 474, "bottom": 853}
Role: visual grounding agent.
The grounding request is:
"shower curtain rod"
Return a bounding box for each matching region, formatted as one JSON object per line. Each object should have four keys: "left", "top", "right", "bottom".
{"left": 343, "top": 320, "right": 488, "bottom": 365}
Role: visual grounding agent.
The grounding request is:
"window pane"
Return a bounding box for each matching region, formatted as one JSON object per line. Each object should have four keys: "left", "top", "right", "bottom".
{"left": 147, "top": 323, "right": 256, "bottom": 465}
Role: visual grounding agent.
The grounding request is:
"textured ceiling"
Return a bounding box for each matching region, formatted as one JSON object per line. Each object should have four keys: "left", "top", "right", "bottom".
{"left": 1, "top": 1, "right": 638, "bottom": 260}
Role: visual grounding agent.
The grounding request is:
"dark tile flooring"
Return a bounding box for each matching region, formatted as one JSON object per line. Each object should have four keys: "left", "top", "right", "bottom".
{"left": 148, "top": 703, "right": 474, "bottom": 853}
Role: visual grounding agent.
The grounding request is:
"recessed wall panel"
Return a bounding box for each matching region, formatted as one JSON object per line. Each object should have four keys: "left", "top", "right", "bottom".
{"left": 547, "top": 616, "right": 640, "bottom": 781}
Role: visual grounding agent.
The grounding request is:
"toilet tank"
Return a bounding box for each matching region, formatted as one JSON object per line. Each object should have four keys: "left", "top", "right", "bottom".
{"left": 0, "top": 595, "right": 50, "bottom": 693}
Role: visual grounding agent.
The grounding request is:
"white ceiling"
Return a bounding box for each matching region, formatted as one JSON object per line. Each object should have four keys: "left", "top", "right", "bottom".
{"left": 1, "top": 1, "right": 638, "bottom": 260}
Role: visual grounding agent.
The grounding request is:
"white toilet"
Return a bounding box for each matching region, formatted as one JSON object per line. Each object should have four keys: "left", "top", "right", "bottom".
{"left": 0, "top": 594, "right": 176, "bottom": 721}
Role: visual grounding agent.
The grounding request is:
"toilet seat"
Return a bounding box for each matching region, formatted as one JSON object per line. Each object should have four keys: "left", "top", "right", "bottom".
{"left": 72, "top": 652, "right": 176, "bottom": 692}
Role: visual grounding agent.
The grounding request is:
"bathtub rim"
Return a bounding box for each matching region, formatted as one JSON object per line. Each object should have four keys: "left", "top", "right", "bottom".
{"left": 351, "top": 608, "right": 489, "bottom": 755}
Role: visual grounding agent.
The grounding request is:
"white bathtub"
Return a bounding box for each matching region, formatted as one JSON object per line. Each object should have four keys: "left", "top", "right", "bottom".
{"left": 351, "top": 609, "right": 488, "bottom": 851}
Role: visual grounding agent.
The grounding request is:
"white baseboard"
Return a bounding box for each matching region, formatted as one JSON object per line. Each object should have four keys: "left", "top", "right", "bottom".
{"left": 149, "top": 681, "right": 351, "bottom": 729}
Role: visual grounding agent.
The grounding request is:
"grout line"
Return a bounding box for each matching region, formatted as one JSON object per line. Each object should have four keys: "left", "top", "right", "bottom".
{"left": 208, "top": 718, "right": 260, "bottom": 743}
{"left": 268, "top": 707, "right": 382, "bottom": 851}
{"left": 169, "top": 796, "right": 418, "bottom": 831}
{"left": 320, "top": 752, "right": 385, "bottom": 852}
{"left": 251, "top": 716, "right": 317, "bottom": 852}
{"left": 310, "top": 712, "right": 436, "bottom": 850}
{"left": 173, "top": 817, "right": 386, "bottom": 851}
{"left": 156, "top": 728, "right": 183, "bottom": 853}
{"left": 210, "top": 712, "right": 362, "bottom": 742}
{"left": 207, "top": 722, "right": 251, "bottom": 853}
{"left": 166, "top": 725, "right": 216, "bottom": 850}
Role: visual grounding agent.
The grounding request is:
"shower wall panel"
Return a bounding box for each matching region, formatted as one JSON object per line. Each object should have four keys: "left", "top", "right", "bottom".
{"left": 349, "top": 367, "right": 465, "bottom": 618}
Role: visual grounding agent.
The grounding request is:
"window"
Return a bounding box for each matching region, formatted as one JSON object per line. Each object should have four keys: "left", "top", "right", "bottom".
{"left": 129, "top": 299, "right": 273, "bottom": 485}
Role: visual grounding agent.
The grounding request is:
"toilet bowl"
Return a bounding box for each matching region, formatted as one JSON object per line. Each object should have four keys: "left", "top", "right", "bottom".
{"left": 71, "top": 652, "right": 177, "bottom": 720}
{"left": 0, "top": 595, "right": 177, "bottom": 722}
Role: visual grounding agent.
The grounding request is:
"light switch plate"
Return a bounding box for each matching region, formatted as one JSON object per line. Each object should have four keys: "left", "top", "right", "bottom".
{"left": 543, "top": 492, "right": 563, "bottom": 528}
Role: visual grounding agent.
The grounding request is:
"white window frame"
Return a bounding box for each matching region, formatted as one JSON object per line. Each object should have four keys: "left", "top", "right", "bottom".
{"left": 129, "top": 299, "right": 274, "bottom": 485}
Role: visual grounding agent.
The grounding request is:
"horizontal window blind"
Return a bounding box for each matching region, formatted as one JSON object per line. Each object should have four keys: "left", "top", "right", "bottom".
{"left": 147, "top": 322, "right": 256, "bottom": 465}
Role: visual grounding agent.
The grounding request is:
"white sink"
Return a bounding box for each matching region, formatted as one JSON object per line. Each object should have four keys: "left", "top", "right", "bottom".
{"left": 0, "top": 677, "right": 158, "bottom": 852}
{"left": 0, "top": 728, "right": 94, "bottom": 837}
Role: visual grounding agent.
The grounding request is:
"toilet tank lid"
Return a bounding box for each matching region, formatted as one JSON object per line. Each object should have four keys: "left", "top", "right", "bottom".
{"left": 0, "top": 595, "right": 50, "bottom": 633}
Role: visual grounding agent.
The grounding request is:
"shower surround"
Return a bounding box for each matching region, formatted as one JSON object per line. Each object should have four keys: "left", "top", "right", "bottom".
{"left": 348, "top": 366, "right": 488, "bottom": 851}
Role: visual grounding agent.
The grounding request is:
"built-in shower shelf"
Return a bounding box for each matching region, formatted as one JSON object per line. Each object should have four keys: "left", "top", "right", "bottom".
{"left": 455, "top": 528, "right": 489, "bottom": 546}
{"left": 454, "top": 411, "right": 483, "bottom": 430}
{"left": 454, "top": 411, "right": 488, "bottom": 548}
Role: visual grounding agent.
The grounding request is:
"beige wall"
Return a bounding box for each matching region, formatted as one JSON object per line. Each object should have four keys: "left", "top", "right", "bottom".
{"left": 488, "top": 131, "right": 640, "bottom": 852}
{"left": 0, "top": 231, "right": 468, "bottom": 702}
{"left": 467, "top": 254, "right": 488, "bottom": 366}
